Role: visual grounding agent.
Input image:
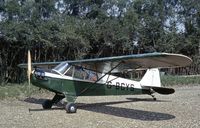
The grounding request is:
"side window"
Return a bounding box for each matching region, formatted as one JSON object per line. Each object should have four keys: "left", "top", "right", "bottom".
{"left": 85, "top": 70, "right": 98, "bottom": 81}
{"left": 65, "top": 66, "right": 73, "bottom": 77}
{"left": 74, "top": 66, "right": 85, "bottom": 79}
{"left": 88, "top": 72, "right": 97, "bottom": 81}
{"left": 68, "top": 66, "right": 99, "bottom": 81}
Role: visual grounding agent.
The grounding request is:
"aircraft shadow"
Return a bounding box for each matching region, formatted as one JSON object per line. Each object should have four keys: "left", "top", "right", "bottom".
{"left": 24, "top": 97, "right": 175, "bottom": 121}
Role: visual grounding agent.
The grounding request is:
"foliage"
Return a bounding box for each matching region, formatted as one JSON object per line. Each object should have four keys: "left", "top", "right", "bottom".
{"left": 0, "top": 0, "right": 200, "bottom": 83}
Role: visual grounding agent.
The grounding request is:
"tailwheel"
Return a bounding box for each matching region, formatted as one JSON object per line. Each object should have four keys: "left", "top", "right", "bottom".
{"left": 65, "top": 102, "right": 77, "bottom": 113}
{"left": 149, "top": 88, "right": 157, "bottom": 101}
{"left": 42, "top": 100, "right": 53, "bottom": 109}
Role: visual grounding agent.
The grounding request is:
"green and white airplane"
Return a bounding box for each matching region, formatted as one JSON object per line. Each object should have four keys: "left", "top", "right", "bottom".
{"left": 18, "top": 52, "right": 192, "bottom": 113}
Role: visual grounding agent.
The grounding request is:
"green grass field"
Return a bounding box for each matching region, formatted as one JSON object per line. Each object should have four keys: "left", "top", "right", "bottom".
{"left": 161, "top": 75, "right": 200, "bottom": 86}
{"left": 0, "top": 83, "right": 47, "bottom": 99}
{"left": 0, "top": 75, "right": 199, "bottom": 99}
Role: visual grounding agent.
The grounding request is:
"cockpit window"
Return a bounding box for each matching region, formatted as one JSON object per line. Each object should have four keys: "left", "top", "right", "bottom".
{"left": 65, "top": 66, "right": 73, "bottom": 76}
{"left": 53, "top": 62, "right": 70, "bottom": 74}
{"left": 73, "top": 66, "right": 98, "bottom": 81}
{"left": 53, "top": 62, "right": 98, "bottom": 81}
{"left": 74, "top": 66, "right": 85, "bottom": 79}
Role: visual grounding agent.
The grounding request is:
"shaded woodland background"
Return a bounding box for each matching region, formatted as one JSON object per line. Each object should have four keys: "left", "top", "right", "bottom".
{"left": 0, "top": 0, "right": 200, "bottom": 84}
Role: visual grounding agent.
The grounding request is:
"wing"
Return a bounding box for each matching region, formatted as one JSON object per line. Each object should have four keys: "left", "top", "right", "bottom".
{"left": 68, "top": 52, "right": 192, "bottom": 73}
{"left": 18, "top": 52, "right": 192, "bottom": 73}
{"left": 18, "top": 61, "right": 62, "bottom": 69}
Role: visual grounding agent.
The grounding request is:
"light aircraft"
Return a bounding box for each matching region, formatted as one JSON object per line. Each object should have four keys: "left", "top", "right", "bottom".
{"left": 18, "top": 52, "right": 192, "bottom": 113}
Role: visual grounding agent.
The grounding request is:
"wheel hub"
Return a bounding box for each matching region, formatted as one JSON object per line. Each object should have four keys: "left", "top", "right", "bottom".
{"left": 70, "top": 106, "right": 76, "bottom": 112}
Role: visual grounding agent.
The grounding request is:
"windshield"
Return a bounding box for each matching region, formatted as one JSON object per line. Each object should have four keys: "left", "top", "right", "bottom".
{"left": 53, "top": 62, "right": 70, "bottom": 74}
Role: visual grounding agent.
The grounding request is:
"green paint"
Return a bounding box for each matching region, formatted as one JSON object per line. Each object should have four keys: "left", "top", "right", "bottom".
{"left": 31, "top": 75, "right": 150, "bottom": 97}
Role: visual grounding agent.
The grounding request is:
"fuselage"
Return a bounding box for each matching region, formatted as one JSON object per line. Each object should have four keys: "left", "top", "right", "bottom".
{"left": 31, "top": 66, "right": 151, "bottom": 97}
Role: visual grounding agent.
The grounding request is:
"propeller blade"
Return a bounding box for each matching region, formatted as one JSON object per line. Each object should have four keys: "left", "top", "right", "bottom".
{"left": 27, "top": 50, "right": 32, "bottom": 85}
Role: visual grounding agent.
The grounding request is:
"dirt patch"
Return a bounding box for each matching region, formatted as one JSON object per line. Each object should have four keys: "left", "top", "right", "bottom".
{"left": 0, "top": 86, "right": 200, "bottom": 128}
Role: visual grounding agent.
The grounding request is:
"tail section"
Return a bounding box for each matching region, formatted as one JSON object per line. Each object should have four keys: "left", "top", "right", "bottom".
{"left": 140, "top": 68, "right": 175, "bottom": 95}
{"left": 140, "top": 68, "right": 161, "bottom": 87}
{"left": 151, "top": 87, "right": 175, "bottom": 95}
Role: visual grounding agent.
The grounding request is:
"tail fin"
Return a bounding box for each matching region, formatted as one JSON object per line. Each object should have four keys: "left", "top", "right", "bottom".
{"left": 140, "top": 68, "right": 161, "bottom": 87}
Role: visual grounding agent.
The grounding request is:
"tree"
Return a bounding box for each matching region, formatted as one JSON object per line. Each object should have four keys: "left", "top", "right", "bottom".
{"left": 0, "top": 0, "right": 200, "bottom": 84}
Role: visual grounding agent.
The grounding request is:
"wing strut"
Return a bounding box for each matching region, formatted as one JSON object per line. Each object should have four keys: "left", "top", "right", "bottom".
{"left": 78, "top": 61, "right": 124, "bottom": 96}
{"left": 94, "top": 61, "right": 124, "bottom": 83}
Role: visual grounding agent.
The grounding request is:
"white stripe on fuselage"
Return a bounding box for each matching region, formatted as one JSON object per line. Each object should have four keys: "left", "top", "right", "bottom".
{"left": 40, "top": 70, "right": 142, "bottom": 89}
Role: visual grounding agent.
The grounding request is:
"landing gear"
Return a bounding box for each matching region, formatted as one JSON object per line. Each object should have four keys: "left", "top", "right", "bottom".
{"left": 41, "top": 93, "right": 77, "bottom": 113}
{"left": 149, "top": 88, "right": 157, "bottom": 101}
{"left": 65, "top": 102, "right": 77, "bottom": 113}
{"left": 151, "top": 95, "right": 157, "bottom": 101}
{"left": 64, "top": 95, "right": 77, "bottom": 113}
{"left": 42, "top": 93, "right": 65, "bottom": 109}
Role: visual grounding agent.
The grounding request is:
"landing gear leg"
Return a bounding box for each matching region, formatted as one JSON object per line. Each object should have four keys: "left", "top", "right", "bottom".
{"left": 149, "top": 88, "right": 156, "bottom": 101}
{"left": 150, "top": 94, "right": 157, "bottom": 101}
{"left": 42, "top": 93, "right": 65, "bottom": 109}
{"left": 64, "top": 95, "right": 77, "bottom": 113}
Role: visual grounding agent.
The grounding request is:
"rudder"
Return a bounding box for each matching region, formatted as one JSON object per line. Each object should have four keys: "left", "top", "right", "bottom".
{"left": 140, "top": 68, "right": 161, "bottom": 87}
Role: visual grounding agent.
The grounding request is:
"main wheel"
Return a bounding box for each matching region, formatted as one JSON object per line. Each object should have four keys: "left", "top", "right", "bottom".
{"left": 42, "top": 100, "right": 52, "bottom": 109}
{"left": 65, "top": 103, "right": 77, "bottom": 113}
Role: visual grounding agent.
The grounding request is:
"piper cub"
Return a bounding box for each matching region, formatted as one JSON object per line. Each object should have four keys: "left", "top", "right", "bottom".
{"left": 18, "top": 52, "right": 192, "bottom": 113}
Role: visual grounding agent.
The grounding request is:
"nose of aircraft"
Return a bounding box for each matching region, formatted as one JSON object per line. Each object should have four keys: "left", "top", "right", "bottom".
{"left": 33, "top": 68, "right": 46, "bottom": 80}
{"left": 30, "top": 68, "right": 49, "bottom": 89}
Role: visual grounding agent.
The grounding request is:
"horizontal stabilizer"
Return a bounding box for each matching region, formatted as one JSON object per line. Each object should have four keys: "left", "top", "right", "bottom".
{"left": 152, "top": 87, "right": 175, "bottom": 95}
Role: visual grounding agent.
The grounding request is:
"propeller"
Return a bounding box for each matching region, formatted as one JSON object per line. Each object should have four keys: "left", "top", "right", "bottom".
{"left": 27, "top": 50, "right": 32, "bottom": 85}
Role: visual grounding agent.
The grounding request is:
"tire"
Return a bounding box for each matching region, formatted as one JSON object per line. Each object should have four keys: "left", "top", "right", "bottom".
{"left": 42, "top": 100, "right": 53, "bottom": 109}
{"left": 65, "top": 103, "right": 77, "bottom": 113}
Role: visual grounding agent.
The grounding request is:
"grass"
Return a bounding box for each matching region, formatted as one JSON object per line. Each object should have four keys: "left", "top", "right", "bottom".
{"left": 0, "top": 83, "right": 47, "bottom": 99}
{"left": 161, "top": 75, "right": 200, "bottom": 86}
